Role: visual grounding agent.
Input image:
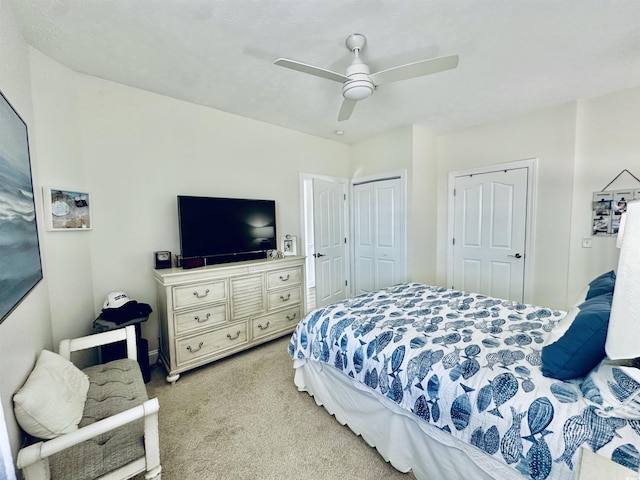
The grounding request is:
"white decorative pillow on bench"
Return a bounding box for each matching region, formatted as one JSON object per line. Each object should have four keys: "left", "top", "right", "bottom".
{"left": 13, "top": 350, "right": 90, "bottom": 439}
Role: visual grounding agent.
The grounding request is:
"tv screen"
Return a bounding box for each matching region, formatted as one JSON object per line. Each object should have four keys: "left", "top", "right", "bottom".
{"left": 177, "top": 195, "right": 276, "bottom": 264}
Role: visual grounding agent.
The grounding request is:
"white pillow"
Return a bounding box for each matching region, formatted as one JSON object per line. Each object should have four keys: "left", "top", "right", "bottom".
{"left": 544, "top": 306, "right": 580, "bottom": 346}
{"left": 581, "top": 359, "right": 640, "bottom": 419}
{"left": 13, "top": 350, "right": 90, "bottom": 439}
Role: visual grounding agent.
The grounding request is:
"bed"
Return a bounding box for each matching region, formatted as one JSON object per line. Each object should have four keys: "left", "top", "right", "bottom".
{"left": 288, "top": 202, "right": 640, "bottom": 480}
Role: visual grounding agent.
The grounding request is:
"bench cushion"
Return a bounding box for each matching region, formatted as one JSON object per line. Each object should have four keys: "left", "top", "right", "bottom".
{"left": 48, "top": 358, "right": 148, "bottom": 480}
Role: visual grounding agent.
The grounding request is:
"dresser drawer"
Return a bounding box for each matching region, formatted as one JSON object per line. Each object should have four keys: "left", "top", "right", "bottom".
{"left": 267, "top": 286, "right": 301, "bottom": 311}
{"left": 174, "top": 303, "right": 228, "bottom": 335}
{"left": 175, "top": 323, "right": 248, "bottom": 365}
{"left": 252, "top": 306, "right": 301, "bottom": 340}
{"left": 173, "top": 280, "right": 226, "bottom": 310}
{"left": 266, "top": 266, "right": 302, "bottom": 290}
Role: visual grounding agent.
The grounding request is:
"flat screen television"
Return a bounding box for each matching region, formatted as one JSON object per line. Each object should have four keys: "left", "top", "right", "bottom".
{"left": 177, "top": 195, "right": 277, "bottom": 265}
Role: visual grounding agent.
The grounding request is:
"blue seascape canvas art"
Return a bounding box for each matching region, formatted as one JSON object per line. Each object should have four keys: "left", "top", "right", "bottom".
{"left": 0, "top": 90, "right": 42, "bottom": 324}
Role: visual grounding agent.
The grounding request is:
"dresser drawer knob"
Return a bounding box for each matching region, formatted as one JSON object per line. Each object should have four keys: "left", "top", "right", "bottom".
{"left": 279, "top": 274, "right": 290, "bottom": 281}
{"left": 194, "top": 313, "right": 211, "bottom": 323}
{"left": 226, "top": 330, "right": 241, "bottom": 340}
{"left": 286, "top": 313, "right": 297, "bottom": 321}
{"left": 257, "top": 321, "right": 271, "bottom": 331}
{"left": 186, "top": 342, "right": 204, "bottom": 353}
{"left": 280, "top": 293, "right": 291, "bottom": 302}
{"left": 193, "top": 289, "right": 210, "bottom": 299}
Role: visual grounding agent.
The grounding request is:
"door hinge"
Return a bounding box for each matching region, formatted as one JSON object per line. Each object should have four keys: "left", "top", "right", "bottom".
{"left": 452, "top": 238, "right": 455, "bottom": 245}
{"left": 344, "top": 193, "right": 346, "bottom": 200}
{"left": 453, "top": 188, "right": 456, "bottom": 196}
{"left": 344, "top": 237, "right": 347, "bottom": 244}
{"left": 345, "top": 280, "right": 348, "bottom": 286}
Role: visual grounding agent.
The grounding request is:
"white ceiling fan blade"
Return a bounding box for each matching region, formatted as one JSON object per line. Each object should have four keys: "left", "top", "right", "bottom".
{"left": 370, "top": 54, "right": 459, "bottom": 86}
{"left": 338, "top": 98, "right": 357, "bottom": 121}
{"left": 274, "top": 58, "right": 349, "bottom": 83}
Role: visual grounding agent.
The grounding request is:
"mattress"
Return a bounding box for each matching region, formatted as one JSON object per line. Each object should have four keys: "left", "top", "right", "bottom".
{"left": 289, "top": 283, "right": 640, "bottom": 480}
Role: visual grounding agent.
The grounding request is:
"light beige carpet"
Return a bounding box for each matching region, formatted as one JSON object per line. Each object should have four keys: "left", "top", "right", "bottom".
{"left": 144, "top": 335, "right": 410, "bottom": 479}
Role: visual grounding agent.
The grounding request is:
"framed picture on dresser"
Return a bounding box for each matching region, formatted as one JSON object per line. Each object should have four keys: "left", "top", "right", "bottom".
{"left": 281, "top": 234, "right": 297, "bottom": 256}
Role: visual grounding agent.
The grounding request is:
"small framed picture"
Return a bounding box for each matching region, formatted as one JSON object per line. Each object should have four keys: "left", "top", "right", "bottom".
{"left": 592, "top": 216, "right": 609, "bottom": 235}
{"left": 281, "top": 234, "right": 297, "bottom": 256}
{"left": 592, "top": 200, "right": 612, "bottom": 216}
{"left": 43, "top": 187, "right": 92, "bottom": 231}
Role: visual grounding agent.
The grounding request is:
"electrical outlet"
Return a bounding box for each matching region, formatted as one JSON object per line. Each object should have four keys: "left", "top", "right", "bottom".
{"left": 582, "top": 237, "right": 593, "bottom": 248}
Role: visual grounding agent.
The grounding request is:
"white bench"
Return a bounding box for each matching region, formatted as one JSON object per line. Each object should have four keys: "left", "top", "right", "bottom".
{"left": 16, "top": 326, "right": 161, "bottom": 480}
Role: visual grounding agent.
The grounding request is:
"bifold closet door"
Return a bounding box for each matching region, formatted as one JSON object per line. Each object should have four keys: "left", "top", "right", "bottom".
{"left": 353, "top": 178, "right": 405, "bottom": 294}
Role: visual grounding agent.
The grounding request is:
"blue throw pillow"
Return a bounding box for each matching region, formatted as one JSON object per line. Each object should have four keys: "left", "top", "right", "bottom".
{"left": 541, "top": 293, "right": 613, "bottom": 380}
{"left": 585, "top": 270, "right": 616, "bottom": 300}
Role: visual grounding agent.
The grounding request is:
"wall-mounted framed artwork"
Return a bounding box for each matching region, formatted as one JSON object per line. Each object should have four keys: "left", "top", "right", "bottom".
{"left": 43, "top": 187, "right": 92, "bottom": 231}
{"left": 0, "top": 90, "right": 43, "bottom": 324}
{"left": 592, "top": 188, "right": 639, "bottom": 236}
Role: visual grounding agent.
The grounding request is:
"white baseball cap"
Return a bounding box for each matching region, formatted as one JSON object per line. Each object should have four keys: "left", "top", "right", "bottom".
{"left": 103, "top": 292, "right": 132, "bottom": 309}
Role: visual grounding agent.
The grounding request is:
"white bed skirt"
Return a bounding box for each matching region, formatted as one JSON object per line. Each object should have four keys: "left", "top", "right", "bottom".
{"left": 293, "top": 358, "right": 529, "bottom": 480}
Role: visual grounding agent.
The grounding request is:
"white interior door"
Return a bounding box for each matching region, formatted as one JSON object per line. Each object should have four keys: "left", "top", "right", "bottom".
{"left": 452, "top": 167, "right": 528, "bottom": 301}
{"left": 313, "top": 178, "right": 347, "bottom": 307}
{"left": 353, "top": 178, "right": 405, "bottom": 294}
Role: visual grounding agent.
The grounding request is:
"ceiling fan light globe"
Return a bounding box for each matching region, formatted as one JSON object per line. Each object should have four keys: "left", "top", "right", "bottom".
{"left": 343, "top": 79, "right": 374, "bottom": 101}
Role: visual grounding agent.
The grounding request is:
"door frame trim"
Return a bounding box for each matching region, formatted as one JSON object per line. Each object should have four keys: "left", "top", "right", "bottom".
{"left": 350, "top": 170, "right": 408, "bottom": 297}
{"left": 446, "top": 159, "right": 537, "bottom": 303}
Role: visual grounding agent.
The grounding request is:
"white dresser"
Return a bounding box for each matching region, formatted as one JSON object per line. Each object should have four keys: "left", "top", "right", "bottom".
{"left": 154, "top": 256, "right": 305, "bottom": 382}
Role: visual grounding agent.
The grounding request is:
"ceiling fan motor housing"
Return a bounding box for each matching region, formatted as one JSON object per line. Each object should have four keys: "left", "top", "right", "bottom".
{"left": 342, "top": 61, "right": 374, "bottom": 100}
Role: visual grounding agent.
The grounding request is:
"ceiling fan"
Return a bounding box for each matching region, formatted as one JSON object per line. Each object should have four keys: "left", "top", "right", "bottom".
{"left": 274, "top": 33, "right": 459, "bottom": 122}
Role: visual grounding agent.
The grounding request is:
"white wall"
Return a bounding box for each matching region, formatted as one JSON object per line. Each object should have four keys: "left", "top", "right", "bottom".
{"left": 409, "top": 125, "right": 439, "bottom": 285}
{"left": 350, "top": 126, "right": 441, "bottom": 284}
{"left": 567, "top": 86, "right": 640, "bottom": 301}
{"left": 0, "top": 0, "right": 53, "bottom": 467}
{"left": 350, "top": 126, "right": 413, "bottom": 179}
{"left": 435, "top": 103, "right": 578, "bottom": 309}
{"left": 432, "top": 91, "right": 640, "bottom": 310}
{"left": 29, "top": 50, "right": 95, "bottom": 345}
{"left": 27, "top": 60, "right": 351, "bottom": 358}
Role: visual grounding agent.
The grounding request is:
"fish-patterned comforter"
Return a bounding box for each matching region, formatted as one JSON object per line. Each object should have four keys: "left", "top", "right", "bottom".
{"left": 288, "top": 283, "right": 640, "bottom": 480}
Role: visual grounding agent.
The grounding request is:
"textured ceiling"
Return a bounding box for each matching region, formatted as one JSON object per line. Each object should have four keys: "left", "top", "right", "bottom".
{"left": 8, "top": 0, "right": 640, "bottom": 144}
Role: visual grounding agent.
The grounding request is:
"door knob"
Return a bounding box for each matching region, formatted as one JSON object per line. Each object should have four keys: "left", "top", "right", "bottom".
{"left": 313, "top": 253, "right": 326, "bottom": 258}
{"left": 508, "top": 253, "right": 522, "bottom": 259}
